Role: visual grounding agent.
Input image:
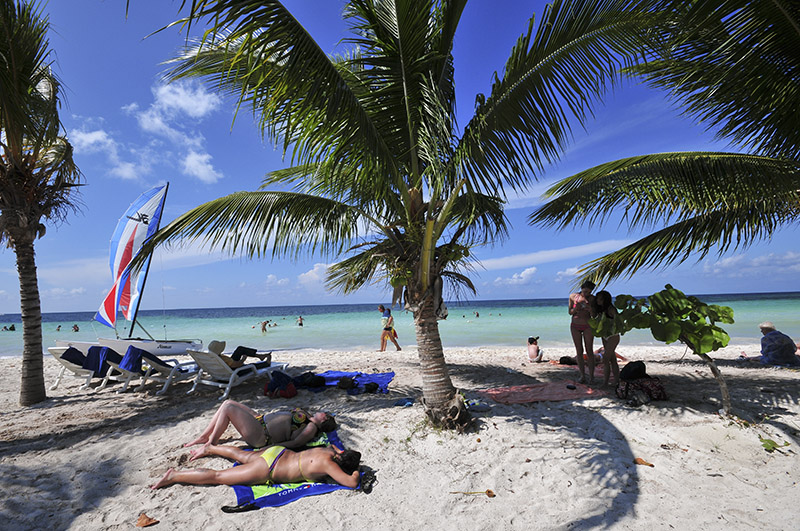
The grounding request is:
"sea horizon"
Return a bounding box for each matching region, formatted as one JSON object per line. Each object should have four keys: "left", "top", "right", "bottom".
{"left": 1, "top": 290, "right": 797, "bottom": 358}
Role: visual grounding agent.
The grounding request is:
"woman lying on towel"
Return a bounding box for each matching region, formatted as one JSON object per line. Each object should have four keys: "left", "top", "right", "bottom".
{"left": 151, "top": 445, "right": 361, "bottom": 490}
{"left": 184, "top": 400, "right": 336, "bottom": 453}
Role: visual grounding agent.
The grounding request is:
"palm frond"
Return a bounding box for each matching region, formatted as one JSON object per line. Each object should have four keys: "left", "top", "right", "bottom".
{"left": 531, "top": 152, "right": 800, "bottom": 231}
{"left": 455, "top": 0, "right": 658, "bottom": 195}
{"left": 634, "top": 0, "right": 800, "bottom": 159}
{"left": 574, "top": 205, "right": 800, "bottom": 287}
{"left": 134, "top": 191, "right": 367, "bottom": 268}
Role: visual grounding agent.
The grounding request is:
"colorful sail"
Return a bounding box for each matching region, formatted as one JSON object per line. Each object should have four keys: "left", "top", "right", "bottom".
{"left": 95, "top": 185, "right": 168, "bottom": 329}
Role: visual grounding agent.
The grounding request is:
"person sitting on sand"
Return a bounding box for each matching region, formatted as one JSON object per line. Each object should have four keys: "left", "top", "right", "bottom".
{"left": 741, "top": 322, "right": 800, "bottom": 367}
{"left": 527, "top": 336, "right": 543, "bottom": 363}
{"left": 184, "top": 400, "right": 336, "bottom": 451}
{"left": 151, "top": 444, "right": 361, "bottom": 490}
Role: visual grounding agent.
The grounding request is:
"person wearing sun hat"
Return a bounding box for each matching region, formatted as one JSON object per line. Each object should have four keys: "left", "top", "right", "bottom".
{"left": 756, "top": 321, "right": 800, "bottom": 366}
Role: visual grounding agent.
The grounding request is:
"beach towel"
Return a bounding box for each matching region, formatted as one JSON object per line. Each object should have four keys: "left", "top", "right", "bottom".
{"left": 226, "top": 431, "right": 356, "bottom": 511}
{"left": 549, "top": 360, "right": 605, "bottom": 378}
{"left": 478, "top": 381, "right": 607, "bottom": 404}
{"left": 314, "top": 370, "right": 395, "bottom": 395}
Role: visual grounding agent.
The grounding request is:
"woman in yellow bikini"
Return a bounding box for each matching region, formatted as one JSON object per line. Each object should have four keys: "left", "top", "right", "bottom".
{"left": 151, "top": 444, "right": 361, "bottom": 490}
{"left": 184, "top": 400, "right": 336, "bottom": 455}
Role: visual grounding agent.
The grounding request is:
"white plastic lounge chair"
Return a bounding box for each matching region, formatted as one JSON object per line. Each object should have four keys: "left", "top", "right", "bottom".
{"left": 47, "top": 346, "right": 94, "bottom": 390}
{"left": 186, "top": 342, "right": 288, "bottom": 400}
{"left": 98, "top": 346, "right": 142, "bottom": 393}
{"left": 135, "top": 350, "right": 199, "bottom": 395}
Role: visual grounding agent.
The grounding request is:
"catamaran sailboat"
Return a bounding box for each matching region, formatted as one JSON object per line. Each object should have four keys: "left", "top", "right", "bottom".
{"left": 56, "top": 184, "right": 201, "bottom": 356}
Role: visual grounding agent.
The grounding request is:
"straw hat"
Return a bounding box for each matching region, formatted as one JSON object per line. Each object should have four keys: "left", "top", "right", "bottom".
{"left": 758, "top": 321, "right": 776, "bottom": 331}
{"left": 207, "top": 340, "right": 226, "bottom": 355}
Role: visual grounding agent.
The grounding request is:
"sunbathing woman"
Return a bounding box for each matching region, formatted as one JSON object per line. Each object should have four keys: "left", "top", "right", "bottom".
{"left": 184, "top": 400, "right": 336, "bottom": 454}
{"left": 592, "top": 290, "right": 621, "bottom": 387}
{"left": 568, "top": 280, "right": 596, "bottom": 383}
{"left": 151, "top": 444, "right": 361, "bottom": 490}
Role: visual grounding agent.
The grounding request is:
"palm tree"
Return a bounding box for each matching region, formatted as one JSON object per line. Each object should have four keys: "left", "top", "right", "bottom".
{"left": 530, "top": 0, "right": 800, "bottom": 286}
{"left": 140, "top": 0, "right": 657, "bottom": 427}
{"left": 0, "top": 0, "right": 83, "bottom": 406}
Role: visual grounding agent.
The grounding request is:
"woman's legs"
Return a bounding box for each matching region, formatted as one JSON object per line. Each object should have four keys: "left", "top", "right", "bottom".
{"left": 571, "top": 324, "right": 587, "bottom": 383}
{"left": 152, "top": 446, "right": 270, "bottom": 489}
{"left": 602, "top": 335, "right": 621, "bottom": 386}
{"left": 184, "top": 400, "right": 264, "bottom": 448}
{"left": 379, "top": 331, "right": 388, "bottom": 352}
{"left": 583, "top": 331, "right": 595, "bottom": 384}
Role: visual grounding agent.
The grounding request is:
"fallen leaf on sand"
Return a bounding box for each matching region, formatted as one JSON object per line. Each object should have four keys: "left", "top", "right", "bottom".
{"left": 136, "top": 513, "right": 159, "bottom": 527}
{"left": 450, "top": 489, "right": 496, "bottom": 498}
{"left": 634, "top": 457, "right": 654, "bottom": 467}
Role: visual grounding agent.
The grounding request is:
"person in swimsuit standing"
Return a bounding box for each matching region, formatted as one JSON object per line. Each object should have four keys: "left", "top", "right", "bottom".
{"left": 151, "top": 444, "right": 361, "bottom": 490}
{"left": 592, "top": 290, "right": 621, "bottom": 387}
{"left": 569, "top": 280, "right": 596, "bottom": 384}
{"left": 183, "top": 400, "right": 336, "bottom": 455}
{"left": 377, "top": 304, "right": 401, "bottom": 352}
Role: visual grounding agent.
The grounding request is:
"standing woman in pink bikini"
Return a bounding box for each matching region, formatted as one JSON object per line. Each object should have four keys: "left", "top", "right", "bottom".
{"left": 569, "top": 280, "right": 596, "bottom": 384}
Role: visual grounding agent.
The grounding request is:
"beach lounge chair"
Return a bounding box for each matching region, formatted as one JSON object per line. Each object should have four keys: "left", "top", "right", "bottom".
{"left": 97, "top": 345, "right": 143, "bottom": 393}
{"left": 186, "top": 342, "right": 288, "bottom": 400}
{"left": 134, "top": 349, "right": 200, "bottom": 395}
{"left": 47, "top": 346, "right": 95, "bottom": 390}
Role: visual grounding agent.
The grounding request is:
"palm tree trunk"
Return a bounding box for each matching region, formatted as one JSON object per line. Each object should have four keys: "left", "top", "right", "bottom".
{"left": 414, "top": 297, "right": 471, "bottom": 431}
{"left": 16, "top": 237, "right": 46, "bottom": 406}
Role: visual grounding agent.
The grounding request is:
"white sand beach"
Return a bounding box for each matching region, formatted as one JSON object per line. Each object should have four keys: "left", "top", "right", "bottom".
{"left": 1, "top": 343, "right": 798, "bottom": 530}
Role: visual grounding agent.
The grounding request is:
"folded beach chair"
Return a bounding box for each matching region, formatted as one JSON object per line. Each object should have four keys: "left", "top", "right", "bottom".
{"left": 134, "top": 349, "right": 200, "bottom": 395}
{"left": 47, "top": 346, "right": 95, "bottom": 390}
{"left": 186, "top": 341, "right": 288, "bottom": 400}
{"left": 98, "top": 345, "right": 144, "bottom": 393}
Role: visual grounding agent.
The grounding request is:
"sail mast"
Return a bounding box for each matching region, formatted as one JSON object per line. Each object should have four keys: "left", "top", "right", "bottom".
{"left": 127, "top": 182, "right": 169, "bottom": 339}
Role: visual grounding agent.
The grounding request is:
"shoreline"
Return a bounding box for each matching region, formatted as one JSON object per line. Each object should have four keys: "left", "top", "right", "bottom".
{"left": 1, "top": 343, "right": 798, "bottom": 529}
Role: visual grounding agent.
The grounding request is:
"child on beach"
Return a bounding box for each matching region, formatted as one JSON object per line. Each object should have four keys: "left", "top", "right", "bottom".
{"left": 183, "top": 401, "right": 336, "bottom": 453}
{"left": 527, "top": 336, "right": 543, "bottom": 362}
{"left": 152, "top": 444, "right": 361, "bottom": 490}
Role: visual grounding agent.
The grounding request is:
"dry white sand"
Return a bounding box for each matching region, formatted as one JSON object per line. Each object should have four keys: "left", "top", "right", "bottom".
{"left": 1, "top": 343, "right": 798, "bottom": 530}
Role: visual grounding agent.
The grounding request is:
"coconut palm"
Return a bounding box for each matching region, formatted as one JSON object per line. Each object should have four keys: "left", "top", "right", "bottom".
{"left": 0, "top": 0, "right": 83, "bottom": 406}
{"left": 140, "top": 0, "right": 657, "bottom": 427}
{"left": 530, "top": 0, "right": 800, "bottom": 286}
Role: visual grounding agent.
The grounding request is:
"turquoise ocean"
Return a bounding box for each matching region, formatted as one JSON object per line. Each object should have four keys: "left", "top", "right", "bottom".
{"left": 1, "top": 292, "right": 798, "bottom": 358}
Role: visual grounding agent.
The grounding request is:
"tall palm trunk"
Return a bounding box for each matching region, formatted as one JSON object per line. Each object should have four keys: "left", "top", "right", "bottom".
{"left": 15, "top": 236, "right": 46, "bottom": 406}
{"left": 414, "top": 297, "right": 471, "bottom": 431}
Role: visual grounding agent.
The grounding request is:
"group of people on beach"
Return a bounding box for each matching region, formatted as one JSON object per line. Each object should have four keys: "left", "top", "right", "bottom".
{"left": 152, "top": 400, "right": 362, "bottom": 490}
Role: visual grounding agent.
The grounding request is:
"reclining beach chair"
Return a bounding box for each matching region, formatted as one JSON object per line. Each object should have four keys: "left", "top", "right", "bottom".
{"left": 134, "top": 349, "right": 200, "bottom": 395}
{"left": 186, "top": 340, "right": 288, "bottom": 400}
{"left": 47, "top": 346, "right": 95, "bottom": 390}
{"left": 97, "top": 345, "right": 144, "bottom": 393}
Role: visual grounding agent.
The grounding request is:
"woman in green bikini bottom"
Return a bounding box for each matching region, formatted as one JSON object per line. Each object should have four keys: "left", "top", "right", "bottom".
{"left": 151, "top": 444, "right": 361, "bottom": 489}
{"left": 184, "top": 400, "right": 336, "bottom": 454}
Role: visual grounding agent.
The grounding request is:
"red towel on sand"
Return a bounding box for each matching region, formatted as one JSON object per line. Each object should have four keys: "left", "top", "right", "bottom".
{"left": 479, "top": 381, "right": 607, "bottom": 404}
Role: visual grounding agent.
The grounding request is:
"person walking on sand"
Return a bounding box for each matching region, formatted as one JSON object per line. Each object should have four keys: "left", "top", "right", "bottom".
{"left": 592, "top": 290, "right": 621, "bottom": 387}
{"left": 151, "top": 444, "right": 361, "bottom": 490}
{"left": 569, "top": 280, "right": 596, "bottom": 384}
{"left": 183, "top": 401, "right": 337, "bottom": 452}
{"left": 377, "top": 304, "right": 401, "bottom": 351}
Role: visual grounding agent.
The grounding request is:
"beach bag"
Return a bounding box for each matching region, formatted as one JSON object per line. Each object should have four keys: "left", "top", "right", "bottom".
{"left": 615, "top": 378, "right": 667, "bottom": 402}
{"left": 293, "top": 371, "right": 326, "bottom": 388}
{"left": 620, "top": 361, "right": 648, "bottom": 381}
{"left": 337, "top": 376, "right": 357, "bottom": 390}
{"left": 265, "top": 370, "right": 297, "bottom": 398}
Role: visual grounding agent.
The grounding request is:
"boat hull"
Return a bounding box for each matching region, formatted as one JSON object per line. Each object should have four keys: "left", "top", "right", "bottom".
{"left": 55, "top": 337, "right": 202, "bottom": 357}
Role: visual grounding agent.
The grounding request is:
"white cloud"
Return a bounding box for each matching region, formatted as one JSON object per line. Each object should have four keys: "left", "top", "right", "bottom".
{"left": 265, "top": 274, "right": 289, "bottom": 287}
{"left": 555, "top": 266, "right": 581, "bottom": 282}
{"left": 182, "top": 151, "right": 223, "bottom": 183}
{"left": 152, "top": 82, "right": 221, "bottom": 119}
{"left": 493, "top": 266, "right": 537, "bottom": 286}
{"left": 702, "top": 251, "right": 800, "bottom": 277}
{"left": 70, "top": 128, "right": 143, "bottom": 180}
{"left": 480, "top": 240, "right": 632, "bottom": 271}
{"left": 298, "top": 263, "right": 330, "bottom": 289}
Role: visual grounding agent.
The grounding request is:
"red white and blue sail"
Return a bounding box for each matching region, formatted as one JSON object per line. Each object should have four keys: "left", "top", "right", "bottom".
{"left": 95, "top": 185, "right": 168, "bottom": 329}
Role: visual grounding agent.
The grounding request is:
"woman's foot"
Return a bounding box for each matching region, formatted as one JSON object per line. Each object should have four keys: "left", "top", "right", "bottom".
{"left": 189, "top": 443, "right": 211, "bottom": 461}
{"left": 183, "top": 435, "right": 208, "bottom": 448}
{"left": 151, "top": 468, "right": 176, "bottom": 490}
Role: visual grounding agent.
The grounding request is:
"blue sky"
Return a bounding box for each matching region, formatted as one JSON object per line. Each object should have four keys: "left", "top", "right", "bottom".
{"left": 1, "top": 0, "right": 797, "bottom": 315}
